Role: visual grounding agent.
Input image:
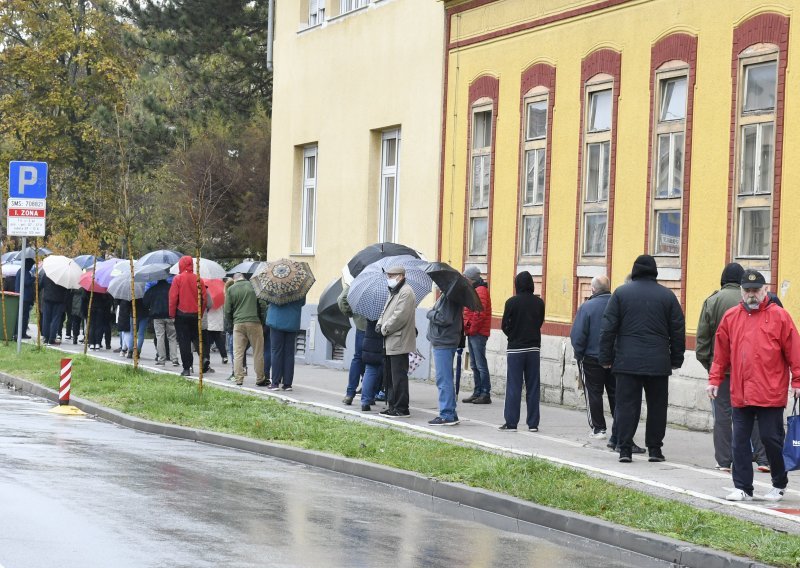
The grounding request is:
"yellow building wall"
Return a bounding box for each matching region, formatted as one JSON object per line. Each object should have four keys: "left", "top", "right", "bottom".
{"left": 441, "top": 0, "right": 799, "bottom": 333}
{"left": 268, "top": 0, "right": 444, "bottom": 303}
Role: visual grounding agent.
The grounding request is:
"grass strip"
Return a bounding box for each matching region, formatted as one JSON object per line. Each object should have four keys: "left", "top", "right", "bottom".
{"left": 2, "top": 343, "right": 799, "bottom": 567}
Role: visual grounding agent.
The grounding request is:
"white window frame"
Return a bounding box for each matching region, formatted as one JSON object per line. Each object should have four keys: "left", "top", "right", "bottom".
{"left": 580, "top": 80, "right": 613, "bottom": 260}
{"left": 469, "top": 103, "right": 492, "bottom": 259}
{"left": 733, "top": 47, "right": 778, "bottom": 268}
{"left": 519, "top": 90, "right": 548, "bottom": 259}
{"left": 650, "top": 68, "right": 688, "bottom": 264}
{"left": 309, "top": 0, "right": 326, "bottom": 26}
{"left": 378, "top": 129, "right": 400, "bottom": 243}
{"left": 300, "top": 145, "right": 318, "bottom": 254}
{"left": 340, "top": 0, "right": 367, "bottom": 14}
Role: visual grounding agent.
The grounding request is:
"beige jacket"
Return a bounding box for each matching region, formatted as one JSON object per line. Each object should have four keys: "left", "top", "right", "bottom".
{"left": 377, "top": 281, "right": 417, "bottom": 355}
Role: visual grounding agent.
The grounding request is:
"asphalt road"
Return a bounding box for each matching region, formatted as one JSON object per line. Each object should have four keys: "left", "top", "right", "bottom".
{"left": 0, "top": 387, "right": 669, "bottom": 568}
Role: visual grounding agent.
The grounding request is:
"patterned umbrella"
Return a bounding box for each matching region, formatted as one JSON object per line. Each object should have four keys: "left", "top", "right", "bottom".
{"left": 252, "top": 258, "right": 315, "bottom": 305}
{"left": 107, "top": 273, "right": 146, "bottom": 300}
{"left": 226, "top": 260, "right": 265, "bottom": 279}
{"left": 136, "top": 249, "right": 183, "bottom": 268}
{"left": 169, "top": 257, "right": 226, "bottom": 279}
{"left": 347, "top": 255, "right": 431, "bottom": 321}
{"left": 42, "top": 255, "right": 82, "bottom": 289}
{"left": 343, "top": 242, "right": 423, "bottom": 285}
{"left": 73, "top": 254, "right": 97, "bottom": 270}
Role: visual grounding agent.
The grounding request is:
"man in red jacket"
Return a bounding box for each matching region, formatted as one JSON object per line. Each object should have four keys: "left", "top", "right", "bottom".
{"left": 462, "top": 266, "right": 493, "bottom": 404}
{"left": 708, "top": 269, "right": 800, "bottom": 502}
{"left": 169, "top": 256, "right": 208, "bottom": 376}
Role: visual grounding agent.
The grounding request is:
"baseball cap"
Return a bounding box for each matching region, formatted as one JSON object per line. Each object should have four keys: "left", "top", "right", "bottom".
{"left": 740, "top": 269, "right": 766, "bottom": 289}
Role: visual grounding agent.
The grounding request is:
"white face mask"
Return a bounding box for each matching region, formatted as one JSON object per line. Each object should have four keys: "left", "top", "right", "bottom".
{"left": 387, "top": 277, "right": 399, "bottom": 289}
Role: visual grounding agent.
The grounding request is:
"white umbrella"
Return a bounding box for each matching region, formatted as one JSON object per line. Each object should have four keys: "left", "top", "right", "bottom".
{"left": 169, "top": 257, "right": 226, "bottom": 279}
{"left": 42, "top": 255, "right": 83, "bottom": 289}
{"left": 1, "top": 262, "right": 21, "bottom": 277}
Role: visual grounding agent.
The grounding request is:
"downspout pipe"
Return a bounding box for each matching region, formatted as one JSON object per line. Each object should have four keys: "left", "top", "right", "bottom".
{"left": 267, "top": 0, "right": 275, "bottom": 73}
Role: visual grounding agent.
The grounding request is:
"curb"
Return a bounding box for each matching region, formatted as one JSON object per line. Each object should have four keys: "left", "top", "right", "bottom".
{"left": 0, "top": 371, "right": 768, "bottom": 568}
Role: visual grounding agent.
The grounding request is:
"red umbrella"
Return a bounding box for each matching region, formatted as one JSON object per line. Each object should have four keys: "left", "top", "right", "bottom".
{"left": 206, "top": 278, "right": 225, "bottom": 310}
{"left": 79, "top": 270, "right": 108, "bottom": 294}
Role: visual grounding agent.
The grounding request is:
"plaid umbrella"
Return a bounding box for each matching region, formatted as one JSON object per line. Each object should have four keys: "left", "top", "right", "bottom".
{"left": 318, "top": 278, "right": 350, "bottom": 348}
{"left": 347, "top": 255, "right": 431, "bottom": 321}
{"left": 343, "top": 242, "right": 423, "bottom": 284}
{"left": 252, "top": 258, "right": 315, "bottom": 305}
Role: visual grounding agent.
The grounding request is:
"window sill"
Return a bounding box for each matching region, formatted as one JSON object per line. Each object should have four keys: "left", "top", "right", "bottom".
{"left": 297, "top": 22, "right": 323, "bottom": 34}
{"left": 328, "top": 4, "right": 369, "bottom": 23}
{"left": 291, "top": 252, "right": 316, "bottom": 257}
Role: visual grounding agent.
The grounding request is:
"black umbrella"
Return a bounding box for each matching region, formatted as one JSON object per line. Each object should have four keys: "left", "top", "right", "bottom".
{"left": 318, "top": 278, "right": 350, "bottom": 348}
{"left": 345, "top": 242, "right": 422, "bottom": 282}
{"left": 226, "top": 260, "right": 265, "bottom": 279}
{"left": 424, "top": 262, "right": 483, "bottom": 312}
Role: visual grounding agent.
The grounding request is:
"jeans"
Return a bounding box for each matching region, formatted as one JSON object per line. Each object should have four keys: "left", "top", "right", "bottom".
{"left": 128, "top": 317, "right": 149, "bottom": 353}
{"left": 120, "top": 331, "right": 132, "bottom": 352}
{"left": 615, "top": 373, "right": 668, "bottom": 453}
{"left": 580, "top": 357, "right": 616, "bottom": 436}
{"left": 732, "top": 406, "right": 787, "bottom": 495}
{"left": 468, "top": 335, "right": 491, "bottom": 395}
{"left": 346, "top": 329, "right": 366, "bottom": 397}
{"left": 270, "top": 329, "right": 297, "bottom": 387}
{"left": 504, "top": 350, "right": 540, "bottom": 429}
{"left": 360, "top": 363, "right": 382, "bottom": 406}
{"left": 433, "top": 347, "right": 458, "bottom": 420}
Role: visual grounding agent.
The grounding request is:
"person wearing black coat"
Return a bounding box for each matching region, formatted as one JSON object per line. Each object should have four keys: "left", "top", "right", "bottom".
{"left": 359, "top": 318, "right": 384, "bottom": 412}
{"left": 499, "top": 271, "right": 545, "bottom": 432}
{"left": 599, "top": 254, "right": 686, "bottom": 463}
{"left": 13, "top": 258, "right": 34, "bottom": 339}
{"left": 85, "top": 292, "right": 112, "bottom": 350}
{"left": 39, "top": 273, "right": 68, "bottom": 345}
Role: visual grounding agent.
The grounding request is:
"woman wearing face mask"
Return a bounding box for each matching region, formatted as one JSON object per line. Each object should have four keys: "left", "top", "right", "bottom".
{"left": 376, "top": 266, "right": 417, "bottom": 418}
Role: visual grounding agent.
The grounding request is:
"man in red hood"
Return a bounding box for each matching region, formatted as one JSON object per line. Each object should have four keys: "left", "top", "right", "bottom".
{"left": 709, "top": 269, "right": 800, "bottom": 502}
{"left": 169, "top": 256, "right": 207, "bottom": 376}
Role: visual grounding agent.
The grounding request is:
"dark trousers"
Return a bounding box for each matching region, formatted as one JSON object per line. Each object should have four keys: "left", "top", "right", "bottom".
{"left": 712, "top": 377, "right": 769, "bottom": 468}
{"left": 262, "top": 325, "right": 271, "bottom": 378}
{"left": 43, "top": 301, "right": 65, "bottom": 343}
{"left": 384, "top": 353, "right": 410, "bottom": 413}
{"left": 89, "top": 312, "right": 107, "bottom": 346}
{"left": 207, "top": 330, "right": 227, "bottom": 360}
{"left": 615, "top": 373, "right": 668, "bottom": 453}
{"left": 732, "top": 406, "right": 787, "bottom": 495}
{"left": 17, "top": 301, "right": 32, "bottom": 338}
{"left": 175, "top": 314, "right": 200, "bottom": 371}
{"left": 504, "top": 350, "right": 541, "bottom": 429}
{"left": 346, "top": 329, "right": 366, "bottom": 397}
{"left": 68, "top": 315, "right": 82, "bottom": 342}
{"left": 270, "top": 329, "right": 297, "bottom": 387}
{"left": 580, "top": 357, "right": 616, "bottom": 436}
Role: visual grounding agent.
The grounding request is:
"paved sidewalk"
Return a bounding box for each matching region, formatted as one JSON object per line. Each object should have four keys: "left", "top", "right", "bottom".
{"left": 42, "top": 332, "right": 800, "bottom": 534}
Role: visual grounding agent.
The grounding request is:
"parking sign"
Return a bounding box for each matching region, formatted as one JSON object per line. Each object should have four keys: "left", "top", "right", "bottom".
{"left": 9, "top": 161, "right": 48, "bottom": 199}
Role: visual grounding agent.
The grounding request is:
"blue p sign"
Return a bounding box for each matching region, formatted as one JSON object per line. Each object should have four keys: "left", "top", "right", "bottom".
{"left": 9, "top": 161, "right": 48, "bottom": 199}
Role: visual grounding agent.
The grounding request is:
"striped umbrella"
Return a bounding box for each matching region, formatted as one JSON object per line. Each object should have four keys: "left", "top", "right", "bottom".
{"left": 347, "top": 255, "right": 432, "bottom": 321}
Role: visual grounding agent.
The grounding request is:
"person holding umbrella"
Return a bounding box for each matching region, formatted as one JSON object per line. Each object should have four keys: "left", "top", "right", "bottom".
{"left": 338, "top": 281, "right": 366, "bottom": 405}
{"left": 144, "top": 278, "right": 179, "bottom": 366}
{"left": 267, "top": 296, "right": 305, "bottom": 391}
{"left": 426, "top": 286, "right": 463, "bottom": 426}
{"left": 40, "top": 272, "right": 69, "bottom": 345}
{"left": 377, "top": 266, "right": 417, "bottom": 418}
{"left": 169, "top": 256, "right": 208, "bottom": 376}
{"left": 462, "top": 266, "right": 492, "bottom": 404}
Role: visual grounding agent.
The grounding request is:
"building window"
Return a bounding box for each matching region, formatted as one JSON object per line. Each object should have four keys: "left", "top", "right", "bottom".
{"left": 650, "top": 71, "right": 688, "bottom": 261}
{"left": 309, "top": 0, "right": 325, "bottom": 25}
{"left": 733, "top": 53, "right": 778, "bottom": 266}
{"left": 379, "top": 129, "right": 400, "bottom": 242}
{"left": 300, "top": 146, "right": 317, "bottom": 254}
{"left": 469, "top": 107, "right": 492, "bottom": 257}
{"left": 519, "top": 95, "right": 548, "bottom": 258}
{"left": 581, "top": 85, "right": 613, "bottom": 258}
{"left": 340, "top": 0, "right": 367, "bottom": 13}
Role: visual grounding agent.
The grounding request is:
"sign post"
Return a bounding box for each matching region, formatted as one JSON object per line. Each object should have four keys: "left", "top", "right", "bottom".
{"left": 8, "top": 161, "right": 48, "bottom": 354}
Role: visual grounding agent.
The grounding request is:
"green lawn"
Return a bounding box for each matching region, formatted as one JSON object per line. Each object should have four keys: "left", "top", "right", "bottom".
{"left": 1, "top": 342, "right": 799, "bottom": 566}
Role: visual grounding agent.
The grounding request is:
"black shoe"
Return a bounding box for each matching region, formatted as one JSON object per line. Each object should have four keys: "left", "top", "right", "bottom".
{"left": 498, "top": 424, "right": 517, "bottom": 431}
{"left": 361, "top": 405, "right": 371, "bottom": 412}
{"left": 180, "top": 369, "right": 191, "bottom": 377}
{"left": 619, "top": 452, "right": 632, "bottom": 463}
{"left": 648, "top": 448, "right": 666, "bottom": 462}
{"left": 342, "top": 396, "right": 353, "bottom": 405}
{"left": 222, "top": 357, "right": 228, "bottom": 364}
{"left": 379, "top": 408, "right": 394, "bottom": 416}
{"left": 21, "top": 334, "right": 31, "bottom": 339}
{"left": 631, "top": 444, "right": 646, "bottom": 454}
{"left": 255, "top": 379, "right": 269, "bottom": 387}
{"left": 607, "top": 440, "right": 617, "bottom": 450}
{"left": 462, "top": 393, "right": 479, "bottom": 403}
{"left": 473, "top": 394, "right": 492, "bottom": 404}
{"left": 281, "top": 385, "right": 293, "bottom": 392}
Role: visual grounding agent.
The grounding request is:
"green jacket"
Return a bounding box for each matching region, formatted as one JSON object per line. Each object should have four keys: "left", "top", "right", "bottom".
{"left": 224, "top": 280, "right": 265, "bottom": 327}
{"left": 696, "top": 283, "right": 741, "bottom": 371}
{"left": 337, "top": 282, "right": 367, "bottom": 331}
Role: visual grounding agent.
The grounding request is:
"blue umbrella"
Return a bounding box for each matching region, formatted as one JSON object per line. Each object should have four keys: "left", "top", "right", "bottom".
{"left": 73, "top": 254, "right": 97, "bottom": 270}
{"left": 347, "top": 255, "right": 431, "bottom": 321}
{"left": 136, "top": 249, "right": 183, "bottom": 268}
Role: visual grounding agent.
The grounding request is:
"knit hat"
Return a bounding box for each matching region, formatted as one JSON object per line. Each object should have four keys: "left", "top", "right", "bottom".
{"left": 720, "top": 262, "right": 744, "bottom": 286}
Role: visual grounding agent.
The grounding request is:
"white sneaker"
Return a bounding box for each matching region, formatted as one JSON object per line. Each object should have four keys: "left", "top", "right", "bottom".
{"left": 763, "top": 487, "right": 785, "bottom": 502}
{"left": 725, "top": 489, "right": 752, "bottom": 501}
{"left": 590, "top": 430, "right": 607, "bottom": 439}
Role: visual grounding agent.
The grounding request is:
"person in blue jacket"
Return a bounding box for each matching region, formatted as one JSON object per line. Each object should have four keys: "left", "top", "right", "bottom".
{"left": 267, "top": 297, "right": 305, "bottom": 391}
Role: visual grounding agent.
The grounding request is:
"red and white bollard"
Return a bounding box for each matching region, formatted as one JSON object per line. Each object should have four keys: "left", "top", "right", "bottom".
{"left": 59, "top": 358, "right": 72, "bottom": 406}
{"left": 49, "top": 358, "right": 84, "bottom": 416}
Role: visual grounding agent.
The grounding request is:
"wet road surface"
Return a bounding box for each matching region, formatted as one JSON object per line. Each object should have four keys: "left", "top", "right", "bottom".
{"left": 0, "top": 387, "right": 670, "bottom": 568}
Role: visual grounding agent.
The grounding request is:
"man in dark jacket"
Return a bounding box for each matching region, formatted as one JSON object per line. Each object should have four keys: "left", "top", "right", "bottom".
{"left": 40, "top": 272, "right": 68, "bottom": 345}
{"left": 571, "top": 275, "right": 617, "bottom": 441}
{"left": 426, "top": 290, "right": 464, "bottom": 426}
{"left": 462, "top": 266, "right": 492, "bottom": 404}
{"left": 499, "top": 271, "right": 545, "bottom": 432}
{"left": 599, "top": 255, "right": 685, "bottom": 463}
{"left": 145, "top": 279, "right": 178, "bottom": 367}
{"left": 14, "top": 258, "right": 34, "bottom": 339}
